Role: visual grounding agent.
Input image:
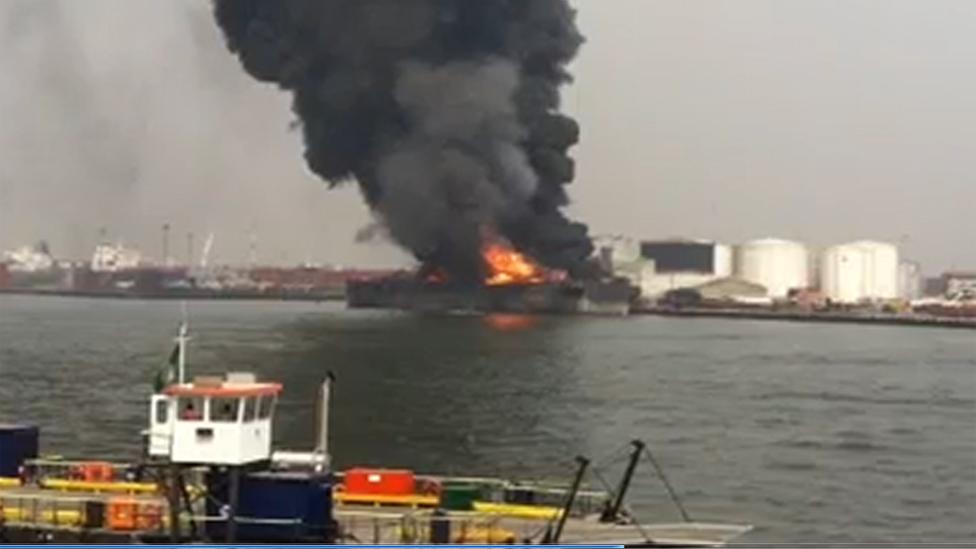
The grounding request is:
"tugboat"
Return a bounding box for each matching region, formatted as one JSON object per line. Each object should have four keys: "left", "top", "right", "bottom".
{"left": 0, "top": 324, "right": 751, "bottom": 546}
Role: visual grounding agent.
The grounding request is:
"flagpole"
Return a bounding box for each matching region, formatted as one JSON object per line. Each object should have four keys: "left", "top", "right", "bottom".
{"left": 177, "top": 301, "right": 189, "bottom": 384}
{"left": 177, "top": 322, "right": 187, "bottom": 385}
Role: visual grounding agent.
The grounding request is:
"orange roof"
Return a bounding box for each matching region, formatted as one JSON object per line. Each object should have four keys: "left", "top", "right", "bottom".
{"left": 164, "top": 382, "right": 283, "bottom": 398}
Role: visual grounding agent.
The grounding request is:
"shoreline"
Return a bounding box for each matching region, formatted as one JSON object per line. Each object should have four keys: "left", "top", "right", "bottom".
{"left": 633, "top": 305, "right": 976, "bottom": 330}
{"left": 3, "top": 289, "right": 973, "bottom": 330}
{"left": 0, "top": 287, "right": 345, "bottom": 303}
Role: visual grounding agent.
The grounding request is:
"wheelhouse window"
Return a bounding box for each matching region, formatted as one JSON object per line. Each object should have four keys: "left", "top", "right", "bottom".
{"left": 242, "top": 396, "right": 257, "bottom": 422}
{"left": 210, "top": 397, "right": 240, "bottom": 422}
{"left": 178, "top": 397, "right": 204, "bottom": 421}
{"left": 258, "top": 395, "right": 276, "bottom": 419}
{"left": 155, "top": 400, "right": 169, "bottom": 424}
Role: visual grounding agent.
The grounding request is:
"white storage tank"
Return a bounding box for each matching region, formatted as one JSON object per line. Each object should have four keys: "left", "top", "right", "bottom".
{"left": 714, "top": 244, "right": 734, "bottom": 278}
{"left": 736, "top": 239, "right": 809, "bottom": 298}
{"left": 821, "top": 241, "right": 899, "bottom": 303}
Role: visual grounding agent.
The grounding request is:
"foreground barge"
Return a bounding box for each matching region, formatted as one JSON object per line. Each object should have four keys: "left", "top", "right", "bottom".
{"left": 0, "top": 326, "right": 750, "bottom": 546}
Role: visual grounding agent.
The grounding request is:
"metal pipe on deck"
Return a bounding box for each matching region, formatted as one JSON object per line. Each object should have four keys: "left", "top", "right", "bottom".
{"left": 315, "top": 372, "right": 336, "bottom": 470}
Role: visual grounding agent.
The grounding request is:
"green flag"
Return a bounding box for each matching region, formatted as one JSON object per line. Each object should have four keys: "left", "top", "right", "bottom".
{"left": 153, "top": 342, "right": 180, "bottom": 393}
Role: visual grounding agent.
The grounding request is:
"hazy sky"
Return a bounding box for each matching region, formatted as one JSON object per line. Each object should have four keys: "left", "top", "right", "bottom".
{"left": 0, "top": 1, "right": 972, "bottom": 273}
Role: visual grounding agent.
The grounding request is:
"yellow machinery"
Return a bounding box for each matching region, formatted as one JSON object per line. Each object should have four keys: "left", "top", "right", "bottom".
{"left": 472, "top": 501, "right": 563, "bottom": 520}
{"left": 40, "top": 479, "right": 159, "bottom": 495}
{"left": 334, "top": 491, "right": 439, "bottom": 508}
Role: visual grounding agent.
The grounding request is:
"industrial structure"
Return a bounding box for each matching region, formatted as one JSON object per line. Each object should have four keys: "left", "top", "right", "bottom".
{"left": 91, "top": 243, "right": 144, "bottom": 273}
{"left": 898, "top": 261, "right": 923, "bottom": 301}
{"left": 2, "top": 243, "right": 55, "bottom": 272}
{"left": 594, "top": 235, "right": 919, "bottom": 306}
{"left": 736, "top": 239, "right": 810, "bottom": 299}
{"left": 820, "top": 241, "right": 900, "bottom": 303}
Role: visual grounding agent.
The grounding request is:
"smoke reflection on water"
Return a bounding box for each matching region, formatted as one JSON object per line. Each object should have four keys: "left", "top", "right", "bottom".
{"left": 0, "top": 296, "right": 974, "bottom": 543}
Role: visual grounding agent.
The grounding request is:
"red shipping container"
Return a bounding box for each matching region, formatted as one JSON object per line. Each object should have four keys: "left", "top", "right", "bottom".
{"left": 344, "top": 468, "right": 416, "bottom": 495}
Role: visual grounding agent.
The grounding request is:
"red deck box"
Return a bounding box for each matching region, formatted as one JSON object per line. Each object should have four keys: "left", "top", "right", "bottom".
{"left": 344, "top": 468, "right": 416, "bottom": 495}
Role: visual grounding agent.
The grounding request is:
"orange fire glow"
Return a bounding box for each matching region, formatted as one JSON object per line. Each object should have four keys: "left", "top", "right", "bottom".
{"left": 483, "top": 243, "right": 546, "bottom": 286}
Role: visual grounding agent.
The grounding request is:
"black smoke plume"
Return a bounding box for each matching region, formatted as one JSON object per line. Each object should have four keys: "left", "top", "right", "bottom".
{"left": 213, "top": 0, "right": 593, "bottom": 282}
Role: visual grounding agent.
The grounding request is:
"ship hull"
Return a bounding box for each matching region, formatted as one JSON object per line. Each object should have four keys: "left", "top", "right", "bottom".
{"left": 346, "top": 278, "right": 634, "bottom": 316}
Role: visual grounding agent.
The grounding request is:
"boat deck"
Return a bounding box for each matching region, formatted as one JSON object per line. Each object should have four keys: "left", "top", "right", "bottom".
{"left": 0, "top": 485, "right": 168, "bottom": 542}
{"left": 335, "top": 505, "right": 751, "bottom": 547}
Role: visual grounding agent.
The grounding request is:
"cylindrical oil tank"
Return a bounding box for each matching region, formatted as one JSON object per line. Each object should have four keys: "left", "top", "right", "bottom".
{"left": 713, "top": 244, "right": 734, "bottom": 278}
{"left": 736, "top": 239, "right": 809, "bottom": 298}
{"left": 821, "top": 241, "right": 899, "bottom": 303}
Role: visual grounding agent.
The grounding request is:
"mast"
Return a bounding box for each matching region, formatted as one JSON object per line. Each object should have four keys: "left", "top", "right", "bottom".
{"left": 177, "top": 323, "right": 188, "bottom": 384}
{"left": 177, "top": 303, "right": 190, "bottom": 384}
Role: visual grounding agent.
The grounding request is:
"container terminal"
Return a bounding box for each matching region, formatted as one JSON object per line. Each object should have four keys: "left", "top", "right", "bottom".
{"left": 0, "top": 326, "right": 751, "bottom": 546}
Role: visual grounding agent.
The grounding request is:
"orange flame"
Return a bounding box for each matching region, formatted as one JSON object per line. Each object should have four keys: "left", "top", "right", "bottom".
{"left": 483, "top": 242, "right": 545, "bottom": 286}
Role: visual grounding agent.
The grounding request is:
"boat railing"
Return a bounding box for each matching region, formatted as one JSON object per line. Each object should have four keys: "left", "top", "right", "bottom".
{"left": 330, "top": 471, "right": 609, "bottom": 518}
{"left": 334, "top": 508, "right": 532, "bottom": 545}
{"left": 333, "top": 509, "right": 413, "bottom": 544}
{"left": 0, "top": 492, "right": 89, "bottom": 529}
{"left": 0, "top": 491, "right": 168, "bottom": 533}
{"left": 423, "top": 475, "right": 610, "bottom": 517}
{"left": 22, "top": 458, "right": 136, "bottom": 483}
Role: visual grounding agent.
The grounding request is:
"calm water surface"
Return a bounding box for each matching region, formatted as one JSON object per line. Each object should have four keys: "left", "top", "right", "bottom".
{"left": 0, "top": 295, "right": 973, "bottom": 543}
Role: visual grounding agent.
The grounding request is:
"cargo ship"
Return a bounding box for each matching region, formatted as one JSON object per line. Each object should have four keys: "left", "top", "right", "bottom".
{"left": 0, "top": 326, "right": 751, "bottom": 546}
{"left": 346, "top": 242, "right": 638, "bottom": 316}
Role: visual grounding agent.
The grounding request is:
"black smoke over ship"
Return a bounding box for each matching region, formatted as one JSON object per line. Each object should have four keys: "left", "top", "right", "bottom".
{"left": 213, "top": 0, "right": 597, "bottom": 284}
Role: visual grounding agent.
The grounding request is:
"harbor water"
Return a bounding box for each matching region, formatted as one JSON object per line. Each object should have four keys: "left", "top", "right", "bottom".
{"left": 0, "top": 295, "right": 973, "bottom": 543}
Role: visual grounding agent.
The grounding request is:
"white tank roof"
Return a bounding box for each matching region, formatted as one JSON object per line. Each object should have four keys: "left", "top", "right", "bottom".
{"left": 742, "top": 238, "right": 806, "bottom": 247}
{"left": 829, "top": 240, "right": 898, "bottom": 250}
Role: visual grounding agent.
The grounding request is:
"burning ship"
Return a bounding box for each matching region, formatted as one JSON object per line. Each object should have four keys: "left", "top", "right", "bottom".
{"left": 214, "top": 1, "right": 614, "bottom": 317}
{"left": 347, "top": 241, "right": 637, "bottom": 316}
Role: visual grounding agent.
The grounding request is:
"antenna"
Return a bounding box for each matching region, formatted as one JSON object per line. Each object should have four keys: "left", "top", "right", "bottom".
{"left": 162, "top": 223, "right": 171, "bottom": 267}
{"left": 200, "top": 233, "right": 215, "bottom": 270}
{"left": 248, "top": 229, "right": 258, "bottom": 268}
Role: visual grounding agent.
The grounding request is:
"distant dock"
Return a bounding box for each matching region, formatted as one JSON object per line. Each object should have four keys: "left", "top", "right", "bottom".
{"left": 3, "top": 288, "right": 974, "bottom": 329}
{"left": 0, "top": 287, "right": 345, "bottom": 302}
{"left": 634, "top": 305, "right": 976, "bottom": 330}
